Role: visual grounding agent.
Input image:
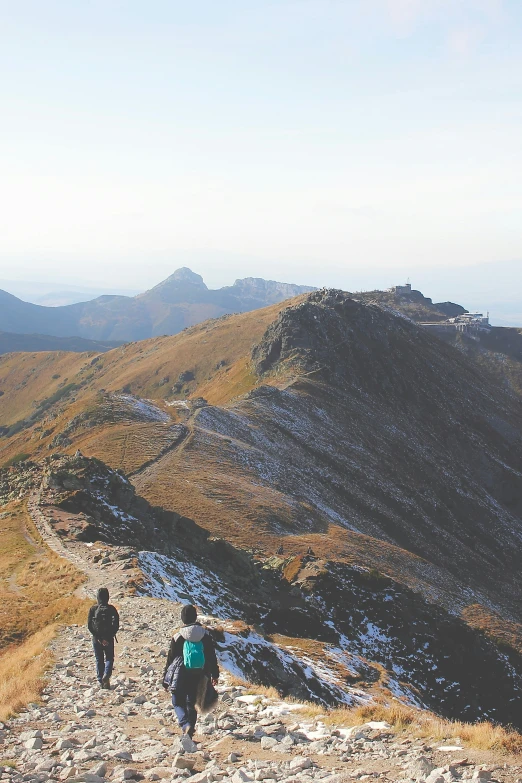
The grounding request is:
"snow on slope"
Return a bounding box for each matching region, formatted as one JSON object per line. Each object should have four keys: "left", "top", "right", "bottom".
{"left": 115, "top": 394, "right": 170, "bottom": 422}
{"left": 138, "top": 551, "right": 236, "bottom": 617}
{"left": 137, "top": 549, "right": 422, "bottom": 708}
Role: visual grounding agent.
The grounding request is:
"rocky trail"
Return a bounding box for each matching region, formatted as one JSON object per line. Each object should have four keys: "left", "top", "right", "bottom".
{"left": 1, "top": 494, "right": 521, "bottom": 783}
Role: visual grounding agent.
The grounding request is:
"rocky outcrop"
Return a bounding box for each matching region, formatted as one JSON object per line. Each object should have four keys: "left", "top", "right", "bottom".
{"left": 225, "top": 278, "right": 316, "bottom": 308}
{"left": 251, "top": 290, "right": 372, "bottom": 375}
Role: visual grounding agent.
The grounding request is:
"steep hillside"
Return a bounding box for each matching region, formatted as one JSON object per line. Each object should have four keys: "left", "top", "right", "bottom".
{"left": 130, "top": 292, "right": 522, "bottom": 618}
{"left": 0, "top": 268, "right": 315, "bottom": 342}
{"left": 2, "top": 290, "right": 522, "bottom": 728}
{"left": 2, "top": 453, "right": 522, "bottom": 728}
{"left": 2, "top": 291, "right": 522, "bottom": 615}
{"left": 0, "top": 497, "right": 88, "bottom": 719}
{"left": 438, "top": 326, "right": 522, "bottom": 398}
{"left": 3, "top": 490, "right": 522, "bottom": 783}
{"left": 352, "top": 287, "right": 522, "bottom": 398}
{"left": 0, "top": 298, "right": 288, "bottom": 446}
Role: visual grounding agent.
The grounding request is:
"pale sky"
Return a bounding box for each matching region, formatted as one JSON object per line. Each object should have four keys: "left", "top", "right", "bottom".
{"left": 0, "top": 0, "right": 521, "bottom": 293}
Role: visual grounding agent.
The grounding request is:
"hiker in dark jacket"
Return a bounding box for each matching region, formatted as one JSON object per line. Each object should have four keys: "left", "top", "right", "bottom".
{"left": 163, "top": 604, "right": 219, "bottom": 739}
{"left": 87, "top": 587, "right": 120, "bottom": 690}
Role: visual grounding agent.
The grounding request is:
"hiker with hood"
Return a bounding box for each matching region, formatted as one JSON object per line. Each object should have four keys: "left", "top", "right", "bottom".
{"left": 87, "top": 587, "right": 120, "bottom": 689}
{"left": 163, "top": 604, "right": 219, "bottom": 739}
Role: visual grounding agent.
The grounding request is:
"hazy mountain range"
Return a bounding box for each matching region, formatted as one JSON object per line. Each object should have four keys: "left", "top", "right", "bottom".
{"left": 0, "top": 279, "right": 141, "bottom": 307}
{"left": 2, "top": 258, "right": 520, "bottom": 325}
{"left": 0, "top": 332, "right": 121, "bottom": 356}
{"left": 0, "top": 268, "right": 316, "bottom": 343}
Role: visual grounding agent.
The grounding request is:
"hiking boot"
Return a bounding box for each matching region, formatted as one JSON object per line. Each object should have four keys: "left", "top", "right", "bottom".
{"left": 98, "top": 681, "right": 104, "bottom": 690}
{"left": 101, "top": 677, "right": 111, "bottom": 690}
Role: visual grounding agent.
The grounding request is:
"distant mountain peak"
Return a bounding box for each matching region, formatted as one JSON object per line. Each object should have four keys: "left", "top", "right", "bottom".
{"left": 139, "top": 267, "right": 209, "bottom": 304}
{"left": 227, "top": 276, "right": 316, "bottom": 306}
{"left": 165, "top": 267, "right": 207, "bottom": 287}
{"left": 143, "top": 268, "right": 208, "bottom": 297}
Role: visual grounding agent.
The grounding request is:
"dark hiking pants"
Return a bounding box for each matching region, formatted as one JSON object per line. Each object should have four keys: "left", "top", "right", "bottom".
{"left": 172, "top": 669, "right": 203, "bottom": 734}
{"left": 92, "top": 638, "right": 114, "bottom": 682}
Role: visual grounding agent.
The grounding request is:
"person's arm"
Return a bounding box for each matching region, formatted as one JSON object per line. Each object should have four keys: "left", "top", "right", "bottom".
{"left": 203, "top": 632, "right": 220, "bottom": 682}
{"left": 162, "top": 636, "right": 183, "bottom": 683}
{"left": 87, "top": 606, "right": 96, "bottom": 636}
{"left": 112, "top": 606, "right": 120, "bottom": 636}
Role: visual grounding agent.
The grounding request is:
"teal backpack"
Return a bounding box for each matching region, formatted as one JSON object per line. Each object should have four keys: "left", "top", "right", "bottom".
{"left": 183, "top": 639, "right": 205, "bottom": 669}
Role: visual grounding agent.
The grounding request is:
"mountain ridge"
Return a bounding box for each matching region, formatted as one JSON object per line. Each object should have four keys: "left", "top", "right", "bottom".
{"left": 2, "top": 290, "right": 522, "bottom": 729}
{"left": 0, "top": 269, "right": 316, "bottom": 342}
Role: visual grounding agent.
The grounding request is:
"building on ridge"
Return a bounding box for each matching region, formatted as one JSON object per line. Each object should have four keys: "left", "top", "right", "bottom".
{"left": 389, "top": 282, "right": 412, "bottom": 296}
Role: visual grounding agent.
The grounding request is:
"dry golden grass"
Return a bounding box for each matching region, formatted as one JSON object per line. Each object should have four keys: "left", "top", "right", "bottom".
{"left": 230, "top": 677, "right": 522, "bottom": 755}
{"left": 462, "top": 604, "right": 522, "bottom": 655}
{"left": 0, "top": 504, "right": 88, "bottom": 650}
{"left": 0, "top": 624, "right": 55, "bottom": 722}
{"left": 227, "top": 673, "right": 282, "bottom": 701}
{"left": 423, "top": 716, "right": 522, "bottom": 754}
{"left": 323, "top": 702, "right": 522, "bottom": 752}
{"left": 0, "top": 350, "right": 92, "bottom": 427}
{"left": 0, "top": 501, "right": 89, "bottom": 718}
{"left": 197, "top": 357, "right": 258, "bottom": 406}
{"left": 282, "top": 556, "right": 306, "bottom": 582}
{"left": 0, "top": 299, "right": 292, "bottom": 467}
{"left": 79, "top": 421, "right": 179, "bottom": 474}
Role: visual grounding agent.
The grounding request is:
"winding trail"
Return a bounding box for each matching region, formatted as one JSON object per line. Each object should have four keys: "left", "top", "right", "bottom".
{"left": 27, "top": 490, "right": 130, "bottom": 600}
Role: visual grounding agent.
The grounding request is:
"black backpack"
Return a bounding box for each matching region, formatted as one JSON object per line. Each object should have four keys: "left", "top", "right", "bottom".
{"left": 92, "top": 605, "right": 114, "bottom": 640}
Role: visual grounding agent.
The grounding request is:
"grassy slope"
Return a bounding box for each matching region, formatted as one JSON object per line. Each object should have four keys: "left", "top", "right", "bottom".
{"left": 0, "top": 501, "right": 89, "bottom": 719}
{"left": 0, "top": 299, "right": 292, "bottom": 466}
{"left": 2, "top": 294, "right": 522, "bottom": 656}
{"left": 0, "top": 297, "right": 454, "bottom": 602}
{"left": 0, "top": 298, "right": 519, "bottom": 587}
{"left": 0, "top": 351, "right": 93, "bottom": 428}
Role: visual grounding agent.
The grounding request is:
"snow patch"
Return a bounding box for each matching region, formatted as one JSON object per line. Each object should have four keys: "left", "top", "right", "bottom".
{"left": 115, "top": 394, "right": 170, "bottom": 422}
{"left": 137, "top": 551, "right": 236, "bottom": 616}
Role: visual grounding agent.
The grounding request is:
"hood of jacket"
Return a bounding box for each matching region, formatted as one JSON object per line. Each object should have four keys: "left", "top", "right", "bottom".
{"left": 178, "top": 623, "right": 206, "bottom": 642}
{"left": 97, "top": 587, "right": 109, "bottom": 605}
